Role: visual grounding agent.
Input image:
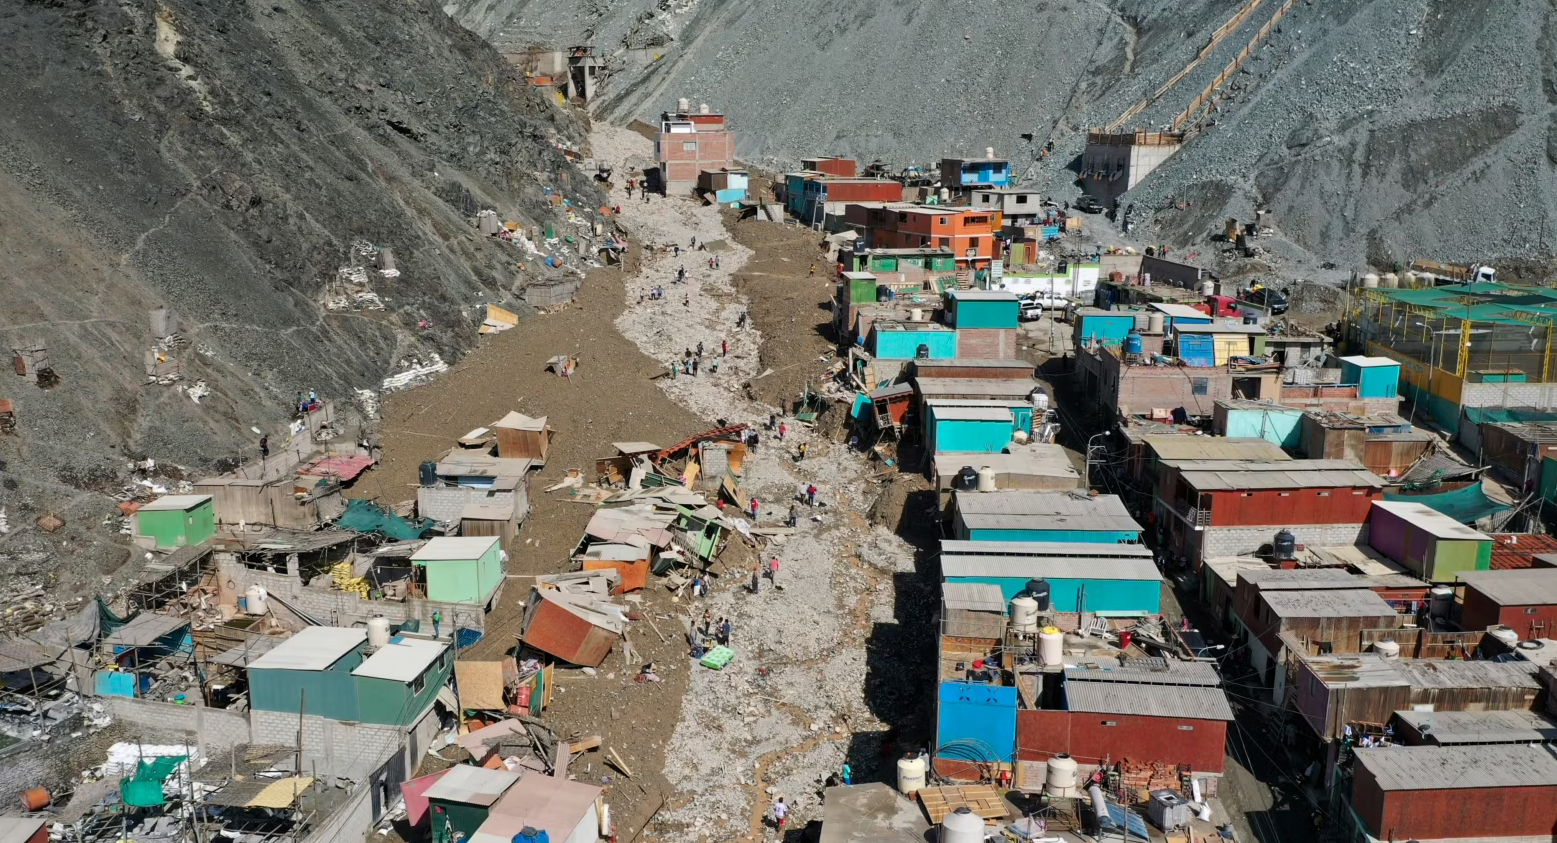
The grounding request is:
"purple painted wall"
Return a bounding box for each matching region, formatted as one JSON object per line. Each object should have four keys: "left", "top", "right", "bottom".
{"left": 1366, "top": 503, "right": 1408, "bottom": 565}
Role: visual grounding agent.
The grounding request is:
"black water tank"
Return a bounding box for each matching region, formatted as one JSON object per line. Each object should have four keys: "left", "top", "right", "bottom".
{"left": 418, "top": 460, "right": 438, "bottom": 487}
{"left": 916, "top": 343, "right": 930, "bottom": 359}
{"left": 1026, "top": 578, "right": 1052, "bottom": 612}
{"left": 876, "top": 286, "right": 891, "bottom": 302}
{"left": 953, "top": 466, "right": 979, "bottom": 491}
{"left": 1273, "top": 528, "right": 1296, "bottom": 560}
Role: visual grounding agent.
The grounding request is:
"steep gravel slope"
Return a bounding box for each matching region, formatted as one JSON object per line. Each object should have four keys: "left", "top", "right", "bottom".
{"left": 447, "top": 0, "right": 1557, "bottom": 267}
{"left": 0, "top": 0, "right": 597, "bottom": 584}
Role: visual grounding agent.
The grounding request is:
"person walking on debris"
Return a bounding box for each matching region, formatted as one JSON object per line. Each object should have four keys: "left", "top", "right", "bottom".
{"left": 750, "top": 564, "right": 762, "bottom": 594}
{"left": 749, "top": 430, "right": 760, "bottom": 453}
{"left": 683, "top": 293, "right": 690, "bottom": 308}
{"left": 719, "top": 617, "right": 732, "bottom": 646}
{"left": 691, "top": 573, "right": 704, "bottom": 598}
{"left": 689, "top": 235, "right": 697, "bottom": 249}
{"left": 691, "top": 358, "right": 699, "bottom": 376}
{"left": 778, "top": 422, "right": 787, "bottom": 441}
{"left": 807, "top": 484, "right": 818, "bottom": 507}
{"left": 787, "top": 504, "right": 798, "bottom": 528}
{"left": 259, "top": 435, "right": 269, "bottom": 460}
{"left": 795, "top": 442, "right": 808, "bottom": 462}
{"left": 737, "top": 310, "right": 747, "bottom": 329}
{"left": 721, "top": 339, "right": 728, "bottom": 357}
{"left": 696, "top": 341, "right": 704, "bottom": 358}
{"left": 749, "top": 497, "right": 760, "bottom": 519}
{"left": 708, "top": 256, "right": 716, "bottom": 270}
{"left": 432, "top": 610, "right": 443, "bottom": 639}
{"left": 689, "top": 622, "right": 704, "bottom": 659}
{"left": 772, "top": 798, "right": 788, "bottom": 832}
{"left": 841, "top": 762, "right": 853, "bottom": 786}
{"left": 808, "top": 264, "right": 817, "bottom": 276}
{"left": 768, "top": 556, "right": 780, "bottom": 589}
{"left": 715, "top": 255, "right": 721, "bottom": 269}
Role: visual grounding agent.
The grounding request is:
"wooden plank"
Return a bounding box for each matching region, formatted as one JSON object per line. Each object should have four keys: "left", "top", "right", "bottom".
{"left": 569, "top": 734, "right": 602, "bottom": 754}
{"left": 607, "top": 747, "right": 635, "bottom": 778}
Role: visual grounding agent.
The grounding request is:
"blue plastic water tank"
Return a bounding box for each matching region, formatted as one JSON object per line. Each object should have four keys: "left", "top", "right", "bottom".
{"left": 1124, "top": 332, "right": 1144, "bottom": 354}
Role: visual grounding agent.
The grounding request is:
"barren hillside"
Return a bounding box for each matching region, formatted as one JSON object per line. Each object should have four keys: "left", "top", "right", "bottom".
{"left": 447, "top": 0, "right": 1557, "bottom": 269}
{"left": 0, "top": 0, "right": 597, "bottom": 583}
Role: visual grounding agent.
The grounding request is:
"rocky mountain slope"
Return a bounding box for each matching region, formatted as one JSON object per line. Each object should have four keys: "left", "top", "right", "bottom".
{"left": 447, "top": 0, "right": 1557, "bottom": 269}
{"left": 0, "top": 0, "right": 597, "bottom": 582}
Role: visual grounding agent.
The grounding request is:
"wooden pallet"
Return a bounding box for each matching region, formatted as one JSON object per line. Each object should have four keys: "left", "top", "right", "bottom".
{"left": 916, "top": 785, "right": 1006, "bottom": 824}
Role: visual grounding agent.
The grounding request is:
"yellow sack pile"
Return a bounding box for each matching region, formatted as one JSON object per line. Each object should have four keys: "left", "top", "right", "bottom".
{"left": 331, "top": 561, "right": 369, "bottom": 598}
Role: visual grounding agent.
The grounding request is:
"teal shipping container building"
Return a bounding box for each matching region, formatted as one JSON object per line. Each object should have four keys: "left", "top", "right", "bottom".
{"left": 247, "top": 626, "right": 453, "bottom": 727}
{"left": 925, "top": 402, "right": 1015, "bottom": 454}
{"left": 1212, "top": 399, "right": 1304, "bottom": 448}
{"left": 1073, "top": 308, "right": 1139, "bottom": 348}
{"left": 944, "top": 290, "right": 1020, "bottom": 329}
{"left": 870, "top": 322, "right": 959, "bottom": 360}
{"left": 952, "top": 490, "right": 1142, "bottom": 543}
{"left": 1339, "top": 355, "right": 1402, "bottom": 400}
{"left": 941, "top": 554, "right": 1161, "bottom": 615}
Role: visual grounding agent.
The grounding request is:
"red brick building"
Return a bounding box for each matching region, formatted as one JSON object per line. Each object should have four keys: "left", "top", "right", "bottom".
{"left": 1457, "top": 568, "right": 1557, "bottom": 638}
{"left": 1349, "top": 745, "right": 1557, "bottom": 842}
{"left": 654, "top": 107, "right": 735, "bottom": 193}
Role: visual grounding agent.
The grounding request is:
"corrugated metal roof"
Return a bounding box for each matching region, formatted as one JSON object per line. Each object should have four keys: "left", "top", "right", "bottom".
{"left": 916, "top": 378, "right": 1041, "bottom": 398}
{"left": 423, "top": 765, "right": 521, "bottom": 806}
{"left": 1064, "top": 657, "right": 1221, "bottom": 687}
{"left": 0, "top": 818, "right": 46, "bottom": 843}
{"left": 247, "top": 627, "right": 366, "bottom": 672}
{"left": 932, "top": 448, "right": 1079, "bottom": 483}
{"left": 942, "top": 555, "right": 1159, "bottom": 581}
{"left": 930, "top": 405, "right": 1013, "bottom": 422}
{"left": 939, "top": 540, "right": 1153, "bottom": 559}
{"left": 1392, "top": 659, "right": 1541, "bottom": 690}
{"left": 1181, "top": 466, "right": 1383, "bottom": 491}
{"left": 139, "top": 494, "right": 212, "bottom": 511}
{"left": 210, "top": 636, "right": 281, "bottom": 668}
{"left": 1236, "top": 568, "right": 1363, "bottom": 590}
{"left": 1142, "top": 437, "right": 1290, "bottom": 462}
{"left": 941, "top": 582, "right": 1006, "bottom": 612}
{"left": 1149, "top": 302, "right": 1211, "bottom": 320}
{"left": 413, "top": 536, "right": 500, "bottom": 561}
{"left": 1372, "top": 501, "right": 1491, "bottom": 541}
{"left": 1393, "top": 709, "right": 1557, "bottom": 744}
{"left": 1354, "top": 745, "right": 1557, "bottom": 791}
{"left": 1175, "top": 323, "right": 1268, "bottom": 335}
{"left": 1457, "top": 568, "right": 1557, "bottom": 606}
{"left": 1063, "top": 681, "right": 1234, "bottom": 721}
{"left": 955, "top": 491, "right": 1142, "bottom": 534}
{"left": 1261, "top": 589, "right": 1397, "bottom": 619}
{"left": 352, "top": 637, "right": 448, "bottom": 683}
{"left": 102, "top": 613, "right": 189, "bottom": 647}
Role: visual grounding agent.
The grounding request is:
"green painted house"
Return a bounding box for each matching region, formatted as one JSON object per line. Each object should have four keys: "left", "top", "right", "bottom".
{"left": 135, "top": 495, "right": 215, "bottom": 550}
{"left": 425, "top": 766, "right": 521, "bottom": 843}
{"left": 944, "top": 289, "right": 1019, "bottom": 330}
{"left": 1367, "top": 501, "right": 1492, "bottom": 582}
{"left": 246, "top": 626, "right": 368, "bottom": 721}
{"left": 412, "top": 536, "right": 505, "bottom": 606}
{"left": 351, "top": 636, "right": 452, "bottom": 727}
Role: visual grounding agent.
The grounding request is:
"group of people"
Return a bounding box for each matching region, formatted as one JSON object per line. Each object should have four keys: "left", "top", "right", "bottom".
{"left": 749, "top": 556, "right": 781, "bottom": 593}
{"left": 687, "top": 611, "right": 733, "bottom": 658}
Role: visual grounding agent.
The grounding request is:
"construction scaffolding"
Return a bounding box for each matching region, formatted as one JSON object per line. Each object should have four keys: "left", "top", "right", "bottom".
{"left": 1350, "top": 285, "right": 1557, "bottom": 383}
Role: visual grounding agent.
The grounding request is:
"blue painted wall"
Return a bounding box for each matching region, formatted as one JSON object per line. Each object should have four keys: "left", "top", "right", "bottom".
{"left": 714, "top": 187, "right": 746, "bottom": 204}
{"left": 1222, "top": 406, "right": 1303, "bottom": 448}
{"left": 945, "top": 576, "right": 1160, "bottom": 615}
{"left": 872, "top": 328, "right": 959, "bottom": 360}
{"left": 1341, "top": 359, "right": 1401, "bottom": 399}
{"left": 1076, "top": 313, "right": 1136, "bottom": 347}
{"left": 929, "top": 418, "right": 1014, "bottom": 455}
{"left": 948, "top": 298, "right": 1019, "bottom": 329}
{"left": 784, "top": 174, "right": 812, "bottom": 215}
{"left": 937, "top": 681, "right": 1017, "bottom": 762}
{"left": 953, "top": 163, "right": 1011, "bottom": 187}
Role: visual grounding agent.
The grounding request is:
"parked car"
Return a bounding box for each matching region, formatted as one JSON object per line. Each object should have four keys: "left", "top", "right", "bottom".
{"left": 1238, "top": 285, "right": 1289, "bottom": 315}
{"left": 1073, "top": 194, "right": 1104, "bottom": 214}
{"left": 1019, "top": 303, "right": 1045, "bottom": 322}
{"left": 1020, "top": 292, "right": 1067, "bottom": 310}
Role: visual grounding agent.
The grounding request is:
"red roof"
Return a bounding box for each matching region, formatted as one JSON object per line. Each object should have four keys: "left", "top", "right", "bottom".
{"left": 1488, "top": 533, "right": 1557, "bottom": 569}
{"left": 298, "top": 455, "right": 376, "bottom": 483}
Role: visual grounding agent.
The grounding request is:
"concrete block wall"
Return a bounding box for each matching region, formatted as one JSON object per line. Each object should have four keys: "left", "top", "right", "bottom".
{"left": 251, "top": 709, "right": 408, "bottom": 780}
{"left": 417, "top": 485, "right": 526, "bottom": 526}
{"left": 1200, "top": 523, "right": 1368, "bottom": 560}
{"left": 306, "top": 785, "right": 373, "bottom": 843}
{"left": 1463, "top": 381, "right": 1557, "bottom": 411}
{"left": 102, "top": 697, "right": 252, "bottom": 754}
{"left": 217, "top": 555, "right": 492, "bottom": 631}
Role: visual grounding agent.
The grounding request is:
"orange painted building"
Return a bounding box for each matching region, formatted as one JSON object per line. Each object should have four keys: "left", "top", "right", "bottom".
{"left": 855, "top": 205, "right": 1002, "bottom": 269}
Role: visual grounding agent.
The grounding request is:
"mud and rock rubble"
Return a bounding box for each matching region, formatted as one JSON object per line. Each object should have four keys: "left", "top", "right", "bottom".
{"left": 590, "top": 124, "right": 926, "bottom": 841}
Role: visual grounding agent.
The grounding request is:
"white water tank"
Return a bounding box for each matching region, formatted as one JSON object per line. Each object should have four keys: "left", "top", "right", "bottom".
{"left": 896, "top": 753, "right": 928, "bottom": 795}
{"left": 985, "top": 147, "right": 996, "bottom": 160}
{"left": 367, "top": 616, "right": 392, "bottom": 650}
{"left": 698, "top": 103, "right": 710, "bottom": 114}
{"left": 942, "top": 808, "right": 984, "bottom": 843}
{"left": 1039, "top": 626, "right": 1064, "bottom": 666}
{"left": 1045, "top": 754, "right": 1079, "bottom": 798}
{"left": 1200, "top": 280, "right": 1215, "bottom": 296}
{"left": 1030, "top": 389, "right": 1049, "bottom": 414}
{"left": 676, "top": 97, "right": 689, "bottom": 112}
{"left": 938, "top": 187, "right": 951, "bottom": 202}
{"left": 1489, "top": 626, "right": 1519, "bottom": 647}
{"left": 910, "top": 307, "right": 924, "bottom": 322}
{"left": 245, "top": 585, "right": 269, "bottom": 616}
{"left": 1381, "top": 272, "right": 1399, "bottom": 288}
{"left": 1362, "top": 273, "right": 1380, "bottom": 289}
{"left": 1402, "top": 270, "right": 1420, "bottom": 288}
{"left": 977, "top": 466, "right": 996, "bottom": 492}
{"left": 1010, "top": 596, "right": 1040, "bottom": 635}
{"left": 1373, "top": 639, "right": 1401, "bottom": 659}
{"left": 1429, "top": 585, "right": 1454, "bottom": 619}
{"left": 1147, "top": 312, "right": 1165, "bottom": 333}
